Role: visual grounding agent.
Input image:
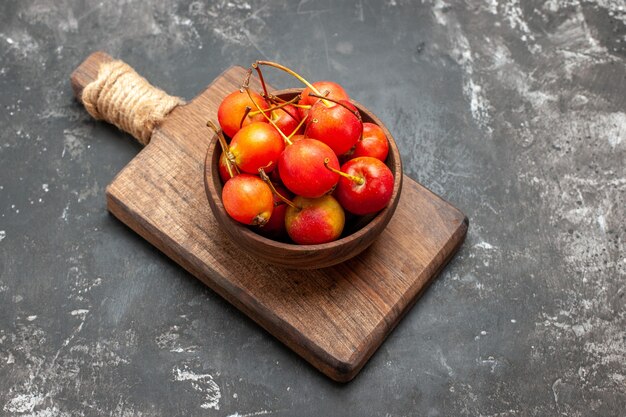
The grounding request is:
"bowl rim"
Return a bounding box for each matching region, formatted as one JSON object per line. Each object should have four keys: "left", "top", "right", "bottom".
{"left": 204, "top": 88, "right": 403, "bottom": 252}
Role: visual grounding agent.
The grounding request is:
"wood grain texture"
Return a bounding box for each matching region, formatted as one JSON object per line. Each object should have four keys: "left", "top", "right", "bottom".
{"left": 72, "top": 57, "right": 468, "bottom": 382}
{"left": 70, "top": 51, "right": 113, "bottom": 101}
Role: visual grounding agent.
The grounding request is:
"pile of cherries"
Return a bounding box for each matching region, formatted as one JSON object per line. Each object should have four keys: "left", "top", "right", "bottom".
{"left": 211, "top": 61, "right": 393, "bottom": 245}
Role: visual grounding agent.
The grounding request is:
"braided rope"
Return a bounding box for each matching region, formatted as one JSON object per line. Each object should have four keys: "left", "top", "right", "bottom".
{"left": 82, "top": 60, "right": 184, "bottom": 145}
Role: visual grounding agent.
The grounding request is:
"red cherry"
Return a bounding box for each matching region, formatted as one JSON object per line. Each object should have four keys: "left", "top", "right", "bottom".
{"left": 271, "top": 104, "right": 302, "bottom": 137}
{"left": 255, "top": 183, "right": 292, "bottom": 239}
{"left": 278, "top": 138, "right": 339, "bottom": 198}
{"left": 218, "top": 152, "right": 238, "bottom": 183}
{"left": 222, "top": 174, "right": 274, "bottom": 226}
{"left": 298, "top": 81, "right": 349, "bottom": 119}
{"left": 285, "top": 195, "right": 345, "bottom": 245}
{"left": 229, "top": 122, "right": 285, "bottom": 174}
{"left": 304, "top": 100, "right": 362, "bottom": 156}
{"left": 217, "top": 90, "right": 269, "bottom": 138}
{"left": 352, "top": 122, "right": 389, "bottom": 162}
{"left": 332, "top": 157, "right": 394, "bottom": 215}
{"left": 268, "top": 134, "right": 304, "bottom": 182}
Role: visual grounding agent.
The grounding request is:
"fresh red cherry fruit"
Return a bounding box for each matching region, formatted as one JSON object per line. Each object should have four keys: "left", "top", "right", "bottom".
{"left": 352, "top": 122, "right": 389, "bottom": 162}
{"left": 285, "top": 195, "right": 345, "bottom": 245}
{"left": 222, "top": 174, "right": 274, "bottom": 226}
{"left": 271, "top": 104, "right": 302, "bottom": 137}
{"left": 304, "top": 100, "right": 362, "bottom": 156}
{"left": 268, "top": 133, "right": 305, "bottom": 182}
{"left": 229, "top": 122, "right": 284, "bottom": 173}
{"left": 255, "top": 183, "right": 291, "bottom": 239}
{"left": 218, "top": 152, "right": 238, "bottom": 183}
{"left": 298, "top": 81, "right": 349, "bottom": 119}
{"left": 332, "top": 156, "right": 394, "bottom": 215}
{"left": 278, "top": 138, "right": 339, "bottom": 198}
{"left": 217, "top": 90, "right": 269, "bottom": 138}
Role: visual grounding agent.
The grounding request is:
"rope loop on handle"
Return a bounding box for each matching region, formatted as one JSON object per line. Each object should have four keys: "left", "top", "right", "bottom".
{"left": 81, "top": 60, "right": 184, "bottom": 145}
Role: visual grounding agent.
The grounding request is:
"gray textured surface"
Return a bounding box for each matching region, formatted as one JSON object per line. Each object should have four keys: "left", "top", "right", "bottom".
{"left": 0, "top": 0, "right": 625, "bottom": 416}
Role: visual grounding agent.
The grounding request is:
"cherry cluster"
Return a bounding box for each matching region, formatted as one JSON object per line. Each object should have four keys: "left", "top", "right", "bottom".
{"left": 211, "top": 61, "right": 393, "bottom": 245}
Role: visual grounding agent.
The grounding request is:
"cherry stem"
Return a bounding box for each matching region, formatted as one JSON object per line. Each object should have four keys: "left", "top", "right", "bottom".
{"left": 242, "top": 68, "right": 293, "bottom": 146}
{"left": 258, "top": 168, "right": 299, "bottom": 210}
{"left": 239, "top": 106, "right": 251, "bottom": 129}
{"left": 248, "top": 96, "right": 299, "bottom": 117}
{"left": 270, "top": 95, "right": 289, "bottom": 103}
{"left": 306, "top": 93, "right": 362, "bottom": 122}
{"left": 256, "top": 60, "right": 320, "bottom": 95}
{"left": 251, "top": 62, "right": 270, "bottom": 99}
{"left": 272, "top": 95, "right": 311, "bottom": 109}
{"left": 271, "top": 95, "right": 313, "bottom": 110}
{"left": 207, "top": 120, "right": 238, "bottom": 178}
{"left": 287, "top": 114, "right": 308, "bottom": 140}
{"left": 323, "top": 157, "right": 365, "bottom": 185}
{"left": 255, "top": 60, "right": 332, "bottom": 107}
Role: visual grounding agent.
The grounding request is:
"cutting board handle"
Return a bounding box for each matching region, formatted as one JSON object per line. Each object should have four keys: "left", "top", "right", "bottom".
{"left": 70, "top": 51, "right": 184, "bottom": 145}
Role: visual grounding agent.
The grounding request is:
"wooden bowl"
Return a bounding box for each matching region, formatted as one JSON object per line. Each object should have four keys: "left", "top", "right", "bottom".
{"left": 204, "top": 89, "right": 403, "bottom": 269}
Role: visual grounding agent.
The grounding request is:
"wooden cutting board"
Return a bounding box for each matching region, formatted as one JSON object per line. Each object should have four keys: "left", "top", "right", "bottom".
{"left": 71, "top": 52, "right": 468, "bottom": 382}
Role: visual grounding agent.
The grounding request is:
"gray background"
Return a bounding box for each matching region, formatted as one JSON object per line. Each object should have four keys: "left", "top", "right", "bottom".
{"left": 1, "top": 0, "right": 624, "bottom": 416}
